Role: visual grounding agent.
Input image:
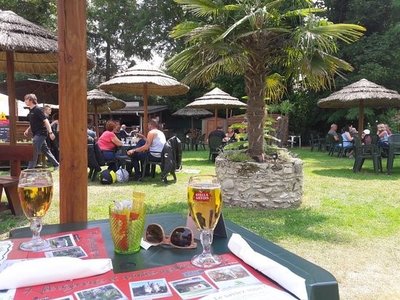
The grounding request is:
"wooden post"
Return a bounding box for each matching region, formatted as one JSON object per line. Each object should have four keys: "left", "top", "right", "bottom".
{"left": 57, "top": 0, "right": 88, "bottom": 223}
{"left": 6, "top": 51, "right": 21, "bottom": 176}
{"left": 143, "top": 84, "right": 148, "bottom": 135}
{"left": 358, "top": 100, "right": 364, "bottom": 135}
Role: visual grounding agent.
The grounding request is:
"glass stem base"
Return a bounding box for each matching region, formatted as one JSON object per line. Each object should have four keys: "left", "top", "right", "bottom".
{"left": 191, "top": 229, "right": 222, "bottom": 268}
{"left": 19, "top": 217, "right": 49, "bottom": 252}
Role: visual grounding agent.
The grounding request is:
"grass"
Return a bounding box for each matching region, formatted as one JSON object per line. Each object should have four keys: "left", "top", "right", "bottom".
{"left": 1, "top": 148, "right": 400, "bottom": 299}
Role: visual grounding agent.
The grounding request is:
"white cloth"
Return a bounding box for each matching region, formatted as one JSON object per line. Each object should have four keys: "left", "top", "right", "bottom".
{"left": 228, "top": 233, "right": 308, "bottom": 300}
{"left": 0, "top": 257, "right": 112, "bottom": 289}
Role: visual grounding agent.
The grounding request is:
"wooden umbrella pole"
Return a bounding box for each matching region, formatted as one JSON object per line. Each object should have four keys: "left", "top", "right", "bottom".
{"left": 143, "top": 84, "right": 148, "bottom": 135}
{"left": 6, "top": 51, "right": 20, "bottom": 176}
{"left": 214, "top": 108, "right": 218, "bottom": 130}
{"left": 358, "top": 100, "right": 364, "bottom": 134}
{"left": 94, "top": 105, "right": 99, "bottom": 138}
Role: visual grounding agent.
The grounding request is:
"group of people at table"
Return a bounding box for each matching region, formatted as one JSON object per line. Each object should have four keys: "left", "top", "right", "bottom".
{"left": 89, "top": 119, "right": 166, "bottom": 181}
{"left": 327, "top": 122, "right": 392, "bottom": 158}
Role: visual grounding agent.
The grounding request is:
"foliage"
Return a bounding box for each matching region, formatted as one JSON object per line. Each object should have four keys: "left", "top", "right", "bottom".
{"left": 168, "top": 0, "right": 365, "bottom": 161}
{"left": 0, "top": 0, "right": 57, "bottom": 31}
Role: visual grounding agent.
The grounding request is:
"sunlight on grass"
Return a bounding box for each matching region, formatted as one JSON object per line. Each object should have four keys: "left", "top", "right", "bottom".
{"left": 2, "top": 148, "right": 400, "bottom": 246}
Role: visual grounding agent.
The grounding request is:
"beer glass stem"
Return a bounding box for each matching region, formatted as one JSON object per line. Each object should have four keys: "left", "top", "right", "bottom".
{"left": 200, "top": 229, "right": 213, "bottom": 255}
{"left": 30, "top": 217, "right": 43, "bottom": 242}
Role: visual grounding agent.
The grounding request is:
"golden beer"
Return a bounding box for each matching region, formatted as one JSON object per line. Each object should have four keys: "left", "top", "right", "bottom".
{"left": 187, "top": 184, "right": 222, "bottom": 230}
{"left": 18, "top": 185, "right": 53, "bottom": 218}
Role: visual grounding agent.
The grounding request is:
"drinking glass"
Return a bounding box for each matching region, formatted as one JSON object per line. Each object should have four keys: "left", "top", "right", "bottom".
{"left": 187, "top": 175, "right": 222, "bottom": 268}
{"left": 18, "top": 169, "right": 53, "bottom": 251}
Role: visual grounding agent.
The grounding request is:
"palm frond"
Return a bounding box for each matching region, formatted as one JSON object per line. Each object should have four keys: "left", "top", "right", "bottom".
{"left": 174, "top": 0, "right": 230, "bottom": 18}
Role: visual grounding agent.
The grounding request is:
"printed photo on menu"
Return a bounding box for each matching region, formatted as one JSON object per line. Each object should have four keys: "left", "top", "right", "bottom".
{"left": 52, "top": 296, "right": 74, "bottom": 300}
{"left": 45, "top": 246, "right": 87, "bottom": 258}
{"left": 75, "top": 283, "right": 127, "bottom": 300}
{"left": 205, "top": 264, "right": 260, "bottom": 290}
{"left": 129, "top": 278, "right": 172, "bottom": 299}
{"left": 46, "top": 234, "right": 77, "bottom": 249}
{"left": 169, "top": 275, "right": 216, "bottom": 299}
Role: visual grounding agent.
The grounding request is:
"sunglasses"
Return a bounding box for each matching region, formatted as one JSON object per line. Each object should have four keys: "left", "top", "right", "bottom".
{"left": 144, "top": 223, "right": 197, "bottom": 249}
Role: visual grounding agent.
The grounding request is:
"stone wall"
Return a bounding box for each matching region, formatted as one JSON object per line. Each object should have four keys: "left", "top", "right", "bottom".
{"left": 215, "top": 154, "right": 303, "bottom": 209}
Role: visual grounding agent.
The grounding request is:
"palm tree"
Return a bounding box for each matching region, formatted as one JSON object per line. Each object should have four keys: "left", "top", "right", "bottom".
{"left": 167, "top": 0, "right": 365, "bottom": 161}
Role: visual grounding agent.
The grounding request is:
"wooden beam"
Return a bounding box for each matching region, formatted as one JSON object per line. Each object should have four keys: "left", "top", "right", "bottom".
{"left": 57, "top": 0, "right": 88, "bottom": 223}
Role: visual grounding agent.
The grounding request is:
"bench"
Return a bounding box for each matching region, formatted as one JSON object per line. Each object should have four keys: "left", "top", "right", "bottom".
{"left": 0, "top": 144, "right": 33, "bottom": 176}
{"left": 0, "top": 176, "right": 23, "bottom": 216}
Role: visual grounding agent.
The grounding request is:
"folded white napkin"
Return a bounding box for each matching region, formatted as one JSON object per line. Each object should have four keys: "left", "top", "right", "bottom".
{"left": 228, "top": 233, "right": 308, "bottom": 300}
{"left": 0, "top": 257, "right": 112, "bottom": 289}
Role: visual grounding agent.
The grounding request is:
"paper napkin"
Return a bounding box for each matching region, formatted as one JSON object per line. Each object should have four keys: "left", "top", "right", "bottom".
{"left": 0, "top": 257, "right": 112, "bottom": 289}
{"left": 228, "top": 233, "right": 308, "bottom": 300}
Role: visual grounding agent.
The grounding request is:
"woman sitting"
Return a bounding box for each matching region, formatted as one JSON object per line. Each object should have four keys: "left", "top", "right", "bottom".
{"left": 97, "top": 120, "right": 123, "bottom": 171}
{"left": 341, "top": 125, "right": 354, "bottom": 158}
{"left": 223, "top": 126, "right": 237, "bottom": 143}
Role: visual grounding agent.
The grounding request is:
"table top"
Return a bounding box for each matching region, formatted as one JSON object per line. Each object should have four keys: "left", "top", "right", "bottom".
{"left": 10, "top": 213, "right": 339, "bottom": 300}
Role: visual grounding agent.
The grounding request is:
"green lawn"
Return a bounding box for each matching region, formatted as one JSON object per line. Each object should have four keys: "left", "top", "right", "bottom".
{"left": 1, "top": 148, "right": 400, "bottom": 299}
{"left": 2, "top": 148, "right": 400, "bottom": 243}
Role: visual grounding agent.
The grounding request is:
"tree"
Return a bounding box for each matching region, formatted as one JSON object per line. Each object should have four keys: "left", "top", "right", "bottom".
{"left": 167, "top": 0, "right": 365, "bottom": 161}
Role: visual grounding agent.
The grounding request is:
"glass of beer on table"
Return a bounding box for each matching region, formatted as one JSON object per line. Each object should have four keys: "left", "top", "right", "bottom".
{"left": 18, "top": 169, "right": 53, "bottom": 251}
{"left": 187, "top": 175, "right": 222, "bottom": 268}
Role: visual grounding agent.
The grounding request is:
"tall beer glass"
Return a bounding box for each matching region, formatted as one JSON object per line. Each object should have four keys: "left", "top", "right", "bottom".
{"left": 187, "top": 175, "right": 222, "bottom": 268}
{"left": 18, "top": 169, "right": 53, "bottom": 251}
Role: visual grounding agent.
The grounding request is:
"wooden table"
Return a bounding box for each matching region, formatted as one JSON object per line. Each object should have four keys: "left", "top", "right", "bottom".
{"left": 10, "top": 213, "right": 339, "bottom": 300}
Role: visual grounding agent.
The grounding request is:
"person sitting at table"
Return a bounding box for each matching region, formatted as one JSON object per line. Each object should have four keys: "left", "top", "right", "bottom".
{"left": 377, "top": 123, "right": 390, "bottom": 156}
{"left": 341, "top": 125, "right": 354, "bottom": 158}
{"left": 208, "top": 126, "right": 226, "bottom": 142}
{"left": 97, "top": 120, "right": 123, "bottom": 171}
{"left": 327, "top": 123, "right": 339, "bottom": 141}
{"left": 361, "top": 129, "right": 372, "bottom": 145}
{"left": 117, "top": 124, "right": 130, "bottom": 140}
{"left": 126, "top": 119, "right": 166, "bottom": 181}
{"left": 223, "top": 126, "right": 237, "bottom": 143}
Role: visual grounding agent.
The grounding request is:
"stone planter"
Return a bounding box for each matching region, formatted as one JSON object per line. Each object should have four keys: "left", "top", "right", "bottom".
{"left": 215, "top": 154, "right": 303, "bottom": 209}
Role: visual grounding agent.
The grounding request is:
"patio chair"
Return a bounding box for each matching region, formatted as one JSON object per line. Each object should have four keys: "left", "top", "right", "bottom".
{"left": 353, "top": 136, "right": 382, "bottom": 173}
{"left": 386, "top": 134, "right": 400, "bottom": 174}
{"left": 208, "top": 135, "right": 224, "bottom": 162}
{"left": 326, "top": 134, "right": 343, "bottom": 156}
{"left": 310, "top": 133, "right": 325, "bottom": 152}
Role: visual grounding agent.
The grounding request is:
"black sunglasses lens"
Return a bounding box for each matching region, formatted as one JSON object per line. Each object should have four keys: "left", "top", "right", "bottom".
{"left": 170, "top": 227, "right": 192, "bottom": 247}
{"left": 145, "top": 224, "right": 163, "bottom": 244}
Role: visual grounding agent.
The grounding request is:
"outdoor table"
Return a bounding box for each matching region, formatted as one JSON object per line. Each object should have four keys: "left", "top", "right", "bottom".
{"left": 9, "top": 213, "right": 339, "bottom": 300}
{"left": 288, "top": 135, "right": 302, "bottom": 148}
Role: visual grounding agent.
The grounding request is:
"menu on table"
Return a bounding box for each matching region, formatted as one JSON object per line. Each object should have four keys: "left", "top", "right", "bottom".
{"left": 0, "top": 228, "right": 296, "bottom": 300}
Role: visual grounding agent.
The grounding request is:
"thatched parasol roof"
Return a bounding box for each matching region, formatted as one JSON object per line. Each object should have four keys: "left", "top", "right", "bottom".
{"left": 318, "top": 78, "right": 400, "bottom": 133}
{"left": 0, "top": 10, "right": 58, "bottom": 73}
{"left": 87, "top": 89, "right": 126, "bottom": 114}
{"left": 187, "top": 87, "right": 247, "bottom": 109}
{"left": 318, "top": 79, "right": 400, "bottom": 109}
{"left": 172, "top": 107, "right": 213, "bottom": 117}
{"left": 99, "top": 63, "right": 189, "bottom": 134}
{"left": 99, "top": 64, "right": 189, "bottom": 96}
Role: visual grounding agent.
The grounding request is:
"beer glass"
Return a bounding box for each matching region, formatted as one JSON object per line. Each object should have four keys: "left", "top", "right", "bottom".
{"left": 18, "top": 169, "right": 53, "bottom": 251}
{"left": 187, "top": 175, "right": 222, "bottom": 268}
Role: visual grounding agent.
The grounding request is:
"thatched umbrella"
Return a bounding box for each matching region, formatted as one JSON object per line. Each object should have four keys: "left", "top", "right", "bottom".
{"left": 99, "top": 63, "right": 189, "bottom": 134}
{"left": 87, "top": 89, "right": 126, "bottom": 137}
{"left": 172, "top": 107, "right": 213, "bottom": 130}
{"left": 0, "top": 10, "right": 58, "bottom": 145}
{"left": 318, "top": 78, "right": 400, "bottom": 133}
{"left": 186, "top": 87, "right": 247, "bottom": 130}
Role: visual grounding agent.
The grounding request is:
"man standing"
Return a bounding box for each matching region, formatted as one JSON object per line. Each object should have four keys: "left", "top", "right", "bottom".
{"left": 23, "top": 94, "right": 59, "bottom": 170}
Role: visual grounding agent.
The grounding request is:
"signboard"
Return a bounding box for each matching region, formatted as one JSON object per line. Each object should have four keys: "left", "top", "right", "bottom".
{"left": 0, "top": 114, "right": 9, "bottom": 142}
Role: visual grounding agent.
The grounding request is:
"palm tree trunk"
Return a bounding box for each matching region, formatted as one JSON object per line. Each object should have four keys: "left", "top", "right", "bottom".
{"left": 244, "top": 59, "right": 266, "bottom": 161}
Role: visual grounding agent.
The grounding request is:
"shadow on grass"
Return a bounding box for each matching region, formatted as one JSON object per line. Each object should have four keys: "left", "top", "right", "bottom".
{"left": 223, "top": 207, "right": 348, "bottom": 244}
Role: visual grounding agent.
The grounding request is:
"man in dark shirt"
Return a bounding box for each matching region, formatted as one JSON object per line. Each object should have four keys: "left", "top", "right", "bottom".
{"left": 23, "top": 94, "right": 59, "bottom": 170}
{"left": 208, "top": 126, "right": 226, "bottom": 141}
